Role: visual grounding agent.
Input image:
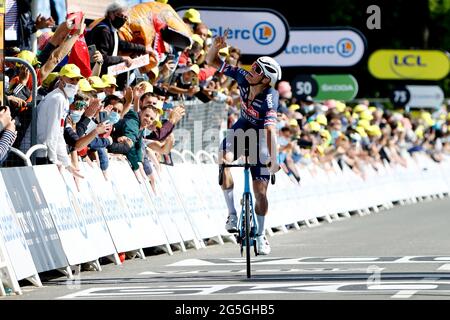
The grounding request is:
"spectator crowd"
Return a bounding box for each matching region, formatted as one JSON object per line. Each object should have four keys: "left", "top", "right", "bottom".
{"left": 2, "top": 0, "right": 450, "bottom": 188}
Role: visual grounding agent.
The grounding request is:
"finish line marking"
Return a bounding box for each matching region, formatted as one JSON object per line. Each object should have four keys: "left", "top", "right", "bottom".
{"left": 168, "top": 256, "right": 450, "bottom": 267}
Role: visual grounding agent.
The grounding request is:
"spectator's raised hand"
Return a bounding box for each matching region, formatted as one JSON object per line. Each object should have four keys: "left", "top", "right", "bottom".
{"left": 122, "top": 56, "right": 133, "bottom": 67}
{"left": 6, "top": 96, "right": 27, "bottom": 109}
{"left": 84, "top": 98, "right": 101, "bottom": 118}
{"left": 5, "top": 119, "right": 16, "bottom": 134}
{"left": 93, "top": 51, "right": 104, "bottom": 64}
{"left": 95, "top": 122, "right": 109, "bottom": 135}
{"left": 0, "top": 106, "right": 12, "bottom": 129}
{"left": 124, "top": 86, "right": 133, "bottom": 105}
{"left": 187, "top": 86, "right": 200, "bottom": 97}
{"left": 168, "top": 106, "right": 186, "bottom": 125}
{"left": 36, "top": 14, "right": 55, "bottom": 30}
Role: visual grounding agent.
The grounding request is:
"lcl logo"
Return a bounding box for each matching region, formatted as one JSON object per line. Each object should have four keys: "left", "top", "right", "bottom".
{"left": 393, "top": 55, "right": 427, "bottom": 67}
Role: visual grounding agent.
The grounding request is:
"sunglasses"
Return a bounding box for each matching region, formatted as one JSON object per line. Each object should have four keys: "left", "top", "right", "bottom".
{"left": 252, "top": 62, "right": 277, "bottom": 76}
{"left": 73, "top": 100, "right": 87, "bottom": 110}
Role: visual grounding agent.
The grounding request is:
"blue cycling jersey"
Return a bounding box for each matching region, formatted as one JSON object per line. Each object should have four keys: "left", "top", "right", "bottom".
{"left": 218, "top": 61, "right": 279, "bottom": 129}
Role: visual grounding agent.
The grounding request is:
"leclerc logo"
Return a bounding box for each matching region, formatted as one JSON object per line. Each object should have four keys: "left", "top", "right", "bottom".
{"left": 175, "top": 7, "right": 289, "bottom": 56}
{"left": 336, "top": 38, "right": 355, "bottom": 57}
{"left": 253, "top": 22, "right": 276, "bottom": 45}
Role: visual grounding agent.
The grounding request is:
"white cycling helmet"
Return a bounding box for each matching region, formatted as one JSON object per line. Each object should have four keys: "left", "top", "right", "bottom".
{"left": 256, "top": 56, "right": 282, "bottom": 87}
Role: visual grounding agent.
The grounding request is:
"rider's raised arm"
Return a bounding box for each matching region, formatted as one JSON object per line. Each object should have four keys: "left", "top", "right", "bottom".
{"left": 206, "top": 35, "right": 227, "bottom": 69}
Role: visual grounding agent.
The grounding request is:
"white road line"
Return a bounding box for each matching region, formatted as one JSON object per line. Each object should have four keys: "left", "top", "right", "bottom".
{"left": 438, "top": 264, "right": 450, "bottom": 271}
{"left": 168, "top": 257, "right": 450, "bottom": 267}
{"left": 324, "top": 258, "right": 378, "bottom": 262}
{"left": 391, "top": 290, "right": 418, "bottom": 299}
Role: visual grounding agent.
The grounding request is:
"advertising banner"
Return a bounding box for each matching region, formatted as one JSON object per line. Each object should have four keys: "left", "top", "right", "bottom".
{"left": 1, "top": 168, "right": 67, "bottom": 273}
{"left": 33, "top": 165, "right": 100, "bottom": 265}
{"left": 176, "top": 7, "right": 289, "bottom": 57}
{"left": 276, "top": 28, "right": 366, "bottom": 67}
{"left": 292, "top": 74, "right": 358, "bottom": 101}
{"left": 0, "top": 174, "right": 38, "bottom": 281}
{"left": 390, "top": 85, "right": 444, "bottom": 110}
{"left": 368, "top": 49, "right": 450, "bottom": 80}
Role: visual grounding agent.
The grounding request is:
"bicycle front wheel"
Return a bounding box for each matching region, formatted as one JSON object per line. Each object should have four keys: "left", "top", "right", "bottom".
{"left": 244, "top": 193, "right": 251, "bottom": 279}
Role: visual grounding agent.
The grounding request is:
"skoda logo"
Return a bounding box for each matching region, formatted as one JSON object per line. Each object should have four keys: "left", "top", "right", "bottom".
{"left": 253, "top": 21, "right": 276, "bottom": 45}
{"left": 336, "top": 38, "right": 356, "bottom": 57}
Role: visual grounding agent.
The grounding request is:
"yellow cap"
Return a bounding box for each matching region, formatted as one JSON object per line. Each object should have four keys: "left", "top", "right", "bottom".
{"left": 368, "top": 106, "right": 377, "bottom": 113}
{"left": 42, "top": 72, "right": 59, "bottom": 89}
{"left": 335, "top": 101, "right": 346, "bottom": 113}
{"left": 152, "top": 100, "right": 164, "bottom": 115}
{"left": 288, "top": 104, "right": 300, "bottom": 112}
{"left": 191, "top": 34, "right": 204, "bottom": 47}
{"left": 320, "top": 129, "right": 332, "bottom": 143}
{"left": 359, "top": 110, "right": 374, "bottom": 121}
{"left": 355, "top": 126, "right": 368, "bottom": 138}
{"left": 358, "top": 119, "right": 371, "bottom": 130}
{"left": 59, "top": 64, "right": 83, "bottom": 79}
{"left": 78, "top": 78, "right": 96, "bottom": 92}
{"left": 316, "top": 145, "right": 325, "bottom": 156}
{"left": 316, "top": 114, "right": 328, "bottom": 126}
{"left": 138, "top": 81, "right": 153, "bottom": 94}
{"left": 89, "top": 76, "right": 108, "bottom": 89}
{"left": 288, "top": 119, "right": 298, "bottom": 127}
{"left": 17, "top": 50, "right": 40, "bottom": 67}
{"left": 154, "top": 120, "right": 163, "bottom": 129}
{"left": 366, "top": 125, "right": 382, "bottom": 137}
{"left": 156, "top": 0, "right": 168, "bottom": 3}
{"left": 207, "top": 29, "right": 213, "bottom": 37}
{"left": 219, "top": 46, "right": 230, "bottom": 56}
{"left": 184, "top": 8, "right": 202, "bottom": 24}
{"left": 189, "top": 64, "right": 200, "bottom": 75}
{"left": 353, "top": 104, "right": 367, "bottom": 113}
{"left": 415, "top": 125, "right": 424, "bottom": 139}
{"left": 101, "top": 74, "right": 118, "bottom": 87}
{"left": 308, "top": 121, "right": 321, "bottom": 132}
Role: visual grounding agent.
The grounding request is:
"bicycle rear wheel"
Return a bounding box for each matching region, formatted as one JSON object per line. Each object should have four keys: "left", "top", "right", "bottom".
{"left": 244, "top": 193, "right": 251, "bottom": 278}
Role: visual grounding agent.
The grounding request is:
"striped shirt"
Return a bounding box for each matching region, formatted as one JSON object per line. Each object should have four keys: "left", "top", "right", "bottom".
{"left": 5, "top": 0, "right": 18, "bottom": 41}
{"left": 0, "top": 130, "right": 17, "bottom": 164}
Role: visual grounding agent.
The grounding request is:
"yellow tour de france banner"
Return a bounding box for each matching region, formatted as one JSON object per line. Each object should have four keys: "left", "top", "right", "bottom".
{"left": 368, "top": 49, "right": 450, "bottom": 80}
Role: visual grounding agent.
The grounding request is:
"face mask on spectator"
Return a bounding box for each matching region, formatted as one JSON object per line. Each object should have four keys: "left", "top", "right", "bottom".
{"left": 330, "top": 130, "right": 341, "bottom": 140}
{"left": 64, "top": 83, "right": 78, "bottom": 99}
{"left": 111, "top": 15, "right": 126, "bottom": 29}
{"left": 276, "top": 121, "right": 286, "bottom": 130}
{"left": 70, "top": 110, "right": 83, "bottom": 123}
{"left": 97, "top": 92, "right": 106, "bottom": 101}
{"left": 278, "top": 136, "right": 289, "bottom": 146}
{"left": 109, "top": 111, "right": 120, "bottom": 124}
{"left": 143, "top": 127, "right": 152, "bottom": 137}
{"left": 303, "top": 105, "right": 314, "bottom": 113}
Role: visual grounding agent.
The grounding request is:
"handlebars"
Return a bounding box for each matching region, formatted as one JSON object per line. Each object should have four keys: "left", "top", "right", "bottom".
{"left": 219, "top": 162, "right": 276, "bottom": 185}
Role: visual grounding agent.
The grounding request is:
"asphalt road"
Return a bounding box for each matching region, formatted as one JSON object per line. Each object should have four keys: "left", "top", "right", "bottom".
{"left": 5, "top": 196, "right": 450, "bottom": 301}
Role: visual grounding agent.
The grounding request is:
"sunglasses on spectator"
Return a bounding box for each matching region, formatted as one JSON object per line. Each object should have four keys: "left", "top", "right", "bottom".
{"left": 73, "top": 101, "right": 87, "bottom": 110}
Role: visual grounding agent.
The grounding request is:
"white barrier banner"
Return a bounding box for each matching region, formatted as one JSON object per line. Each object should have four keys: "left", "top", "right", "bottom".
{"left": 0, "top": 174, "right": 37, "bottom": 281}
{"left": 79, "top": 163, "right": 141, "bottom": 253}
{"left": 154, "top": 166, "right": 198, "bottom": 244}
{"left": 61, "top": 168, "right": 116, "bottom": 259}
{"left": 108, "top": 160, "right": 168, "bottom": 248}
{"left": 34, "top": 165, "right": 100, "bottom": 265}
{"left": 168, "top": 164, "right": 222, "bottom": 240}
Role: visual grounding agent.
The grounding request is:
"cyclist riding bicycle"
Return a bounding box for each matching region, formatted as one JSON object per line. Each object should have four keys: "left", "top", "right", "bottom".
{"left": 206, "top": 32, "right": 281, "bottom": 255}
